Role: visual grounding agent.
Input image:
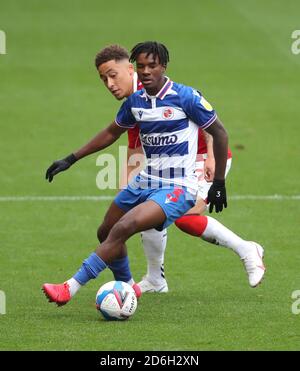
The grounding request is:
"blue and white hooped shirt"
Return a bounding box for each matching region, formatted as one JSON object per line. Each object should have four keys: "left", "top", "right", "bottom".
{"left": 115, "top": 78, "right": 217, "bottom": 194}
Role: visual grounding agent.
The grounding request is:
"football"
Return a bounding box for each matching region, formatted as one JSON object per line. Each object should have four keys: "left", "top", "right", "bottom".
{"left": 96, "top": 281, "right": 137, "bottom": 321}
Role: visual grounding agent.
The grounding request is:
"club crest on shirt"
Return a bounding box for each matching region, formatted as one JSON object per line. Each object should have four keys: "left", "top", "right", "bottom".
{"left": 162, "top": 108, "right": 174, "bottom": 119}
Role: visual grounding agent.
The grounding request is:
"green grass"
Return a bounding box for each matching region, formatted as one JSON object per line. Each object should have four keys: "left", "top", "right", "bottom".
{"left": 1, "top": 201, "right": 300, "bottom": 350}
{"left": 1, "top": 0, "right": 300, "bottom": 350}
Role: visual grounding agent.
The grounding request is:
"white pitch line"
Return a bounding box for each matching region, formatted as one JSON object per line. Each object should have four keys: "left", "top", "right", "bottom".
{"left": 0, "top": 196, "right": 115, "bottom": 202}
{"left": 230, "top": 195, "right": 300, "bottom": 200}
{"left": 0, "top": 195, "right": 299, "bottom": 202}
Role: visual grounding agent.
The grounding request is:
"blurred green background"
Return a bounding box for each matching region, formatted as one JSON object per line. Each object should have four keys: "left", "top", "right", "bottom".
{"left": 0, "top": 0, "right": 300, "bottom": 350}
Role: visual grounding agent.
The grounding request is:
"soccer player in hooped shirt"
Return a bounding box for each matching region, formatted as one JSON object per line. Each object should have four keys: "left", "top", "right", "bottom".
{"left": 98, "top": 44, "right": 265, "bottom": 290}
{"left": 44, "top": 44, "right": 265, "bottom": 304}
{"left": 128, "top": 43, "right": 265, "bottom": 290}
{"left": 42, "top": 41, "right": 230, "bottom": 306}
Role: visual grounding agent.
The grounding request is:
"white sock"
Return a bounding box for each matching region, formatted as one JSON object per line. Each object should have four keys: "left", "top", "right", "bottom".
{"left": 127, "top": 278, "right": 134, "bottom": 286}
{"left": 141, "top": 228, "right": 167, "bottom": 285}
{"left": 66, "top": 277, "right": 82, "bottom": 297}
{"left": 201, "top": 216, "right": 252, "bottom": 259}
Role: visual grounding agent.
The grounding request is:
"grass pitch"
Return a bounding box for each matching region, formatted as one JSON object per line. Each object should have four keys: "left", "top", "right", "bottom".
{"left": 1, "top": 0, "right": 300, "bottom": 350}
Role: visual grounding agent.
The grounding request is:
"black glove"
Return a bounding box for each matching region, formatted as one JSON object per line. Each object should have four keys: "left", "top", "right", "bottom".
{"left": 45, "top": 153, "right": 77, "bottom": 182}
{"left": 207, "top": 179, "right": 227, "bottom": 213}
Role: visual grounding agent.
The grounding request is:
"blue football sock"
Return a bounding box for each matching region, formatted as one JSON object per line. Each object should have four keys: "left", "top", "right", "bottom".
{"left": 108, "top": 256, "right": 132, "bottom": 283}
{"left": 73, "top": 252, "right": 107, "bottom": 285}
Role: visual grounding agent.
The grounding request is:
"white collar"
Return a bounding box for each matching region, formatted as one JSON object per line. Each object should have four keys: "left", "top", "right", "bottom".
{"left": 144, "top": 77, "right": 173, "bottom": 100}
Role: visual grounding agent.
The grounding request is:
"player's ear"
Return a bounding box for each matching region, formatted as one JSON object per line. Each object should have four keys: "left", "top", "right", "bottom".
{"left": 128, "top": 63, "right": 134, "bottom": 76}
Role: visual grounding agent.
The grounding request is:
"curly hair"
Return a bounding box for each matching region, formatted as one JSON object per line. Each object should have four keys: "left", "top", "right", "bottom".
{"left": 95, "top": 45, "right": 129, "bottom": 69}
{"left": 130, "top": 41, "right": 169, "bottom": 67}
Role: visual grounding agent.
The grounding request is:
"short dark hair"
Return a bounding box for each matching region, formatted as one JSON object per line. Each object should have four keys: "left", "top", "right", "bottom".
{"left": 95, "top": 45, "right": 129, "bottom": 69}
{"left": 130, "top": 41, "right": 169, "bottom": 67}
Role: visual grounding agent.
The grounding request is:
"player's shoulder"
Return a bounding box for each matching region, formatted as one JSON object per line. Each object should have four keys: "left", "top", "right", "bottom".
{"left": 170, "top": 82, "right": 203, "bottom": 110}
{"left": 172, "top": 81, "right": 202, "bottom": 99}
{"left": 126, "top": 89, "right": 145, "bottom": 104}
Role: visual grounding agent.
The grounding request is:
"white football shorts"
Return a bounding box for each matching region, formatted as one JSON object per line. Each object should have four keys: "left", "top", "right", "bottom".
{"left": 195, "top": 154, "right": 232, "bottom": 201}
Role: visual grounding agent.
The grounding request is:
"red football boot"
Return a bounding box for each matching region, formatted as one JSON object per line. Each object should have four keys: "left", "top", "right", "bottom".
{"left": 132, "top": 283, "right": 142, "bottom": 299}
{"left": 42, "top": 282, "right": 71, "bottom": 306}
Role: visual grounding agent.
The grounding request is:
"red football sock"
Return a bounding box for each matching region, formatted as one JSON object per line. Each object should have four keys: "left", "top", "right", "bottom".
{"left": 175, "top": 214, "right": 208, "bottom": 237}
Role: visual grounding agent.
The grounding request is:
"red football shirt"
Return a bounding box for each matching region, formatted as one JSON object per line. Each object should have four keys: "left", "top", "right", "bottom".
{"left": 127, "top": 73, "right": 143, "bottom": 149}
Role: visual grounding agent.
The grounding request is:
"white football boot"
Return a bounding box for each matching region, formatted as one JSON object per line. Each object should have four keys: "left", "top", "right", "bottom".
{"left": 242, "top": 242, "right": 266, "bottom": 287}
{"left": 138, "top": 276, "right": 169, "bottom": 293}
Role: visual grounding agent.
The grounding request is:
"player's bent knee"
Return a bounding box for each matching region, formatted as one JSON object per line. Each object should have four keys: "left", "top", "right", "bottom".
{"left": 186, "top": 198, "right": 207, "bottom": 215}
{"left": 110, "top": 219, "right": 138, "bottom": 241}
{"left": 97, "top": 224, "right": 110, "bottom": 243}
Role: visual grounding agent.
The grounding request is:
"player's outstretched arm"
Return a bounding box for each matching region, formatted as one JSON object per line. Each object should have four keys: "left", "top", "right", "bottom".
{"left": 204, "top": 117, "right": 228, "bottom": 213}
{"left": 74, "top": 121, "right": 126, "bottom": 160}
{"left": 45, "top": 121, "right": 126, "bottom": 182}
